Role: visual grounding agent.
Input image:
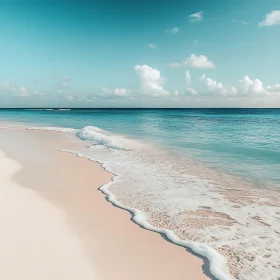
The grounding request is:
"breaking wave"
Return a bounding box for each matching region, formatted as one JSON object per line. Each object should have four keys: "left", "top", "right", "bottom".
{"left": 77, "top": 126, "right": 128, "bottom": 150}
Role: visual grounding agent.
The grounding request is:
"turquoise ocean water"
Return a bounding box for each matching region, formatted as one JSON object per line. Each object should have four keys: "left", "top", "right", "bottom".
{"left": 1, "top": 108, "right": 280, "bottom": 280}
{"left": 1, "top": 108, "right": 280, "bottom": 186}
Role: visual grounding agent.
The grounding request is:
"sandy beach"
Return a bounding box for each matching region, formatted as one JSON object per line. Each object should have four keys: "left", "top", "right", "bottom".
{"left": 0, "top": 127, "right": 210, "bottom": 280}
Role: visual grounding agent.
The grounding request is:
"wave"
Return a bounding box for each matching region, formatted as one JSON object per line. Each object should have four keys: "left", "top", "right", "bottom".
{"left": 77, "top": 126, "right": 128, "bottom": 150}
{"left": 25, "top": 124, "right": 280, "bottom": 280}
{"left": 28, "top": 126, "right": 131, "bottom": 150}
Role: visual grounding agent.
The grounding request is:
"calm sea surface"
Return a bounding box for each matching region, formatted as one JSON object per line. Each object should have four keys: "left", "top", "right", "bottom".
{"left": 1, "top": 108, "right": 280, "bottom": 186}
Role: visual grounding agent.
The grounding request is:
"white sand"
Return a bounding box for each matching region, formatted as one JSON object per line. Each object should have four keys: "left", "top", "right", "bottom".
{"left": 0, "top": 128, "right": 210, "bottom": 280}
{"left": 0, "top": 150, "right": 97, "bottom": 280}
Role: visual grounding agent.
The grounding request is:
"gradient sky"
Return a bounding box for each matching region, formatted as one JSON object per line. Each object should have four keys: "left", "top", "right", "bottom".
{"left": 0, "top": 0, "right": 280, "bottom": 108}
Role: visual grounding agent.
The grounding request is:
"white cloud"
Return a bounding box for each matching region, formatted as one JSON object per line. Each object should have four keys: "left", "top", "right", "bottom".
{"left": 201, "top": 74, "right": 237, "bottom": 96}
{"left": 134, "top": 64, "right": 168, "bottom": 96}
{"left": 184, "top": 54, "right": 215, "bottom": 69}
{"left": 101, "top": 88, "right": 111, "bottom": 95}
{"left": 267, "top": 84, "right": 280, "bottom": 92}
{"left": 250, "top": 79, "right": 264, "bottom": 94}
{"left": 239, "top": 76, "right": 265, "bottom": 95}
{"left": 33, "top": 89, "right": 44, "bottom": 96}
{"left": 189, "top": 11, "right": 203, "bottom": 22}
{"left": 66, "top": 96, "right": 74, "bottom": 101}
{"left": 239, "top": 76, "right": 253, "bottom": 93}
{"left": 101, "top": 87, "right": 130, "bottom": 97}
{"left": 14, "top": 86, "right": 29, "bottom": 96}
{"left": 165, "top": 27, "right": 179, "bottom": 34}
{"left": 258, "top": 10, "right": 280, "bottom": 27}
{"left": 174, "top": 87, "right": 197, "bottom": 97}
{"left": 238, "top": 76, "right": 280, "bottom": 100}
{"left": 0, "top": 83, "right": 29, "bottom": 97}
{"left": 185, "top": 70, "right": 191, "bottom": 85}
{"left": 169, "top": 62, "right": 183, "bottom": 68}
{"left": 148, "top": 43, "right": 157, "bottom": 49}
{"left": 113, "top": 88, "right": 130, "bottom": 96}
{"left": 186, "top": 87, "right": 197, "bottom": 95}
{"left": 232, "top": 19, "right": 249, "bottom": 24}
{"left": 179, "top": 75, "right": 276, "bottom": 99}
{"left": 173, "top": 74, "right": 280, "bottom": 104}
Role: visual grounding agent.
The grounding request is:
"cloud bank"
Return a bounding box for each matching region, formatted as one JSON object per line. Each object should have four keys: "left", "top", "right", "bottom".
{"left": 1, "top": 68, "right": 280, "bottom": 108}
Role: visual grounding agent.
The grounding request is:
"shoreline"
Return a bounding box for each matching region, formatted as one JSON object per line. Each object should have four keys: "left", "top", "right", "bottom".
{"left": 0, "top": 127, "right": 210, "bottom": 280}
{"left": 70, "top": 150, "right": 228, "bottom": 280}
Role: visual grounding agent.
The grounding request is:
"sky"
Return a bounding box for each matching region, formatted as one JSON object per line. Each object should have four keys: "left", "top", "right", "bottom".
{"left": 0, "top": 0, "right": 280, "bottom": 108}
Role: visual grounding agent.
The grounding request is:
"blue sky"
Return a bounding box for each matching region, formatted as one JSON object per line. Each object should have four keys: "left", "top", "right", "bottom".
{"left": 0, "top": 0, "right": 280, "bottom": 108}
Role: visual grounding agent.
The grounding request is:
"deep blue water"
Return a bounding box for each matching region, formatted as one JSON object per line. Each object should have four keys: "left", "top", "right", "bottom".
{"left": 1, "top": 108, "right": 280, "bottom": 185}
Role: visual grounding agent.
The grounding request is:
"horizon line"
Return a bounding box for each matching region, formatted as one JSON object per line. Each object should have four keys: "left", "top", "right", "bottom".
{"left": 1, "top": 108, "right": 280, "bottom": 110}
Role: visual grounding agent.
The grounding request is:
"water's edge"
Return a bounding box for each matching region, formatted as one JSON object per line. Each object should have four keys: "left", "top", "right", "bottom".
{"left": 60, "top": 148, "right": 233, "bottom": 280}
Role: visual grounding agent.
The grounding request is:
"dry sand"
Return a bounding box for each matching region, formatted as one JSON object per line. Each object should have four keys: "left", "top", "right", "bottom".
{"left": 0, "top": 150, "right": 96, "bottom": 280}
{"left": 0, "top": 127, "right": 211, "bottom": 280}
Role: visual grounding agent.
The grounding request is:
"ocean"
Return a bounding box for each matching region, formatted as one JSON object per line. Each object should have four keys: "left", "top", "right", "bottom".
{"left": 1, "top": 108, "right": 280, "bottom": 280}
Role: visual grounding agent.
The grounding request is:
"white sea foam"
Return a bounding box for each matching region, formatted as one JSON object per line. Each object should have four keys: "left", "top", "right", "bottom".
{"left": 97, "top": 180, "right": 232, "bottom": 280}
{"left": 25, "top": 109, "right": 54, "bottom": 111}
{"left": 27, "top": 126, "right": 78, "bottom": 134}
{"left": 26, "top": 125, "right": 280, "bottom": 280}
